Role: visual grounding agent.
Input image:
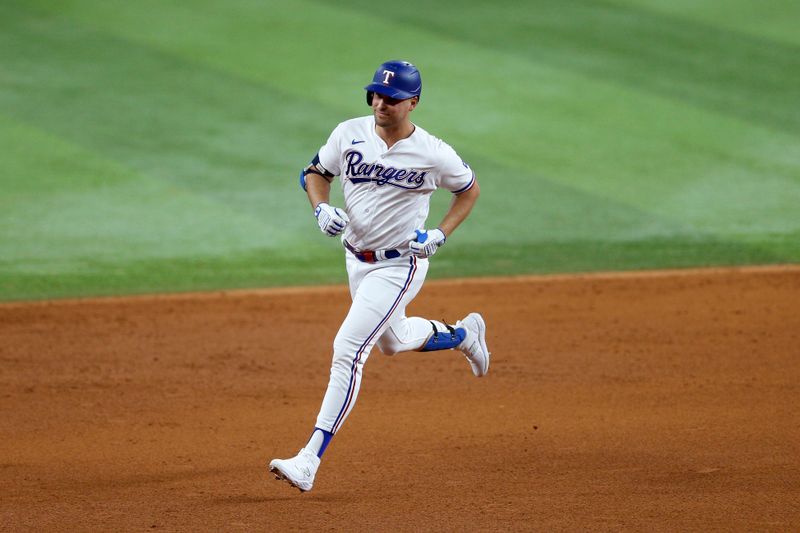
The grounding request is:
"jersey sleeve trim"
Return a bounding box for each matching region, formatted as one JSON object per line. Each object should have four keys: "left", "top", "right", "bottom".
{"left": 452, "top": 171, "right": 476, "bottom": 194}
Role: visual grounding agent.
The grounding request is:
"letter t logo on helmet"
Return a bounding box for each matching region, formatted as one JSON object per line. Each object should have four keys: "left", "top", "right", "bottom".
{"left": 365, "top": 60, "right": 422, "bottom": 105}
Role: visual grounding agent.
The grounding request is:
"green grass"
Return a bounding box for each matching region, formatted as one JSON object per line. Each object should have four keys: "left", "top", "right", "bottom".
{"left": 2, "top": 0, "right": 799, "bottom": 301}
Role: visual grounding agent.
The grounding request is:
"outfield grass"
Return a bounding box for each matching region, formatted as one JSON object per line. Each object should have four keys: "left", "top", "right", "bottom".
{"left": 2, "top": 0, "right": 799, "bottom": 300}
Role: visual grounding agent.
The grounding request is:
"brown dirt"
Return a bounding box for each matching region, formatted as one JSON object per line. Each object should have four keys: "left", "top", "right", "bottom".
{"left": 1, "top": 266, "right": 799, "bottom": 532}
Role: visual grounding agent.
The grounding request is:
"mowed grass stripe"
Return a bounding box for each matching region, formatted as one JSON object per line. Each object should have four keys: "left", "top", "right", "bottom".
{"left": 415, "top": 54, "right": 800, "bottom": 236}
{"left": 17, "top": 0, "right": 399, "bottom": 117}
{"left": 1, "top": 1, "right": 690, "bottom": 243}
{"left": 0, "top": 113, "right": 320, "bottom": 269}
{"left": 15, "top": 0, "right": 799, "bottom": 240}
{"left": 0, "top": 248, "right": 348, "bottom": 302}
{"left": 0, "top": 3, "right": 339, "bottom": 196}
{"left": 333, "top": 0, "right": 800, "bottom": 135}
{"left": 0, "top": 4, "right": 349, "bottom": 242}
{"left": 610, "top": 0, "right": 800, "bottom": 47}
{"left": 0, "top": 11, "right": 692, "bottom": 257}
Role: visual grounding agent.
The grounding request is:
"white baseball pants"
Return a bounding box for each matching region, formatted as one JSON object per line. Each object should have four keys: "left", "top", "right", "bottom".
{"left": 314, "top": 253, "right": 438, "bottom": 434}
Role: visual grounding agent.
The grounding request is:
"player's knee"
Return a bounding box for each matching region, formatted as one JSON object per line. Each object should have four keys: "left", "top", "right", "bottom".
{"left": 376, "top": 328, "right": 407, "bottom": 356}
{"left": 376, "top": 337, "right": 401, "bottom": 356}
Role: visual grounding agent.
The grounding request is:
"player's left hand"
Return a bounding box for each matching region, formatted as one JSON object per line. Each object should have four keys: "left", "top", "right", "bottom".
{"left": 408, "top": 228, "right": 446, "bottom": 258}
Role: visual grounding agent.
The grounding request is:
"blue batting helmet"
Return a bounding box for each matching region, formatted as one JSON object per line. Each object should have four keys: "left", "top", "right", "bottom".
{"left": 365, "top": 60, "right": 422, "bottom": 105}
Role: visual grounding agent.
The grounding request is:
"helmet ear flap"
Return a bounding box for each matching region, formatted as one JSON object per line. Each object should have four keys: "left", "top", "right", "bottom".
{"left": 366, "top": 90, "right": 374, "bottom": 106}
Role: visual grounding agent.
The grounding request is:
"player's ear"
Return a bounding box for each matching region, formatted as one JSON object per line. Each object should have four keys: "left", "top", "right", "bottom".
{"left": 408, "top": 96, "right": 419, "bottom": 111}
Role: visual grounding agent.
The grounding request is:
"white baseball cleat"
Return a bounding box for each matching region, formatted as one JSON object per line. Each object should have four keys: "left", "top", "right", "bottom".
{"left": 457, "top": 312, "right": 491, "bottom": 377}
{"left": 269, "top": 448, "right": 320, "bottom": 492}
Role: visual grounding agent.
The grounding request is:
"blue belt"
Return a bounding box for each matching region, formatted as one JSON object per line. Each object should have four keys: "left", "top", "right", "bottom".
{"left": 344, "top": 240, "right": 401, "bottom": 263}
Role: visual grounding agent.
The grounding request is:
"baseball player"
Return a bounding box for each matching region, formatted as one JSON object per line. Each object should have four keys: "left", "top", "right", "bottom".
{"left": 269, "top": 60, "right": 490, "bottom": 492}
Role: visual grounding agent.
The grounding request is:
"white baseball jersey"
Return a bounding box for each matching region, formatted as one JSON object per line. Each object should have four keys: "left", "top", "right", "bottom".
{"left": 317, "top": 116, "right": 475, "bottom": 251}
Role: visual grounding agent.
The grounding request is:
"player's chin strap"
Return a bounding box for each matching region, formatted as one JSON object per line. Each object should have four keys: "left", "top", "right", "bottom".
{"left": 420, "top": 321, "right": 466, "bottom": 351}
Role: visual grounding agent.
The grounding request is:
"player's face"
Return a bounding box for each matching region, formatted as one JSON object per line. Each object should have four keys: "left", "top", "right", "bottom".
{"left": 372, "top": 93, "right": 418, "bottom": 128}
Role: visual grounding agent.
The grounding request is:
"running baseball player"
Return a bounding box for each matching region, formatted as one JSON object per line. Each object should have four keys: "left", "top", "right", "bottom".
{"left": 269, "top": 60, "right": 490, "bottom": 492}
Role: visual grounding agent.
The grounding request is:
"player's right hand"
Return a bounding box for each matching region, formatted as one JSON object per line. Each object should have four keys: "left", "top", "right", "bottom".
{"left": 408, "top": 228, "right": 447, "bottom": 258}
{"left": 314, "top": 202, "right": 349, "bottom": 237}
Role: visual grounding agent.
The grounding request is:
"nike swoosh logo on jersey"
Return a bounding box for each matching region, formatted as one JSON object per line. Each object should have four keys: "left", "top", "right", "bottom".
{"left": 351, "top": 139, "right": 365, "bottom": 145}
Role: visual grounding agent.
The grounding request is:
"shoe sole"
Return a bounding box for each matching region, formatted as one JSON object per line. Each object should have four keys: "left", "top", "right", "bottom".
{"left": 468, "top": 312, "right": 490, "bottom": 377}
{"left": 269, "top": 463, "right": 310, "bottom": 493}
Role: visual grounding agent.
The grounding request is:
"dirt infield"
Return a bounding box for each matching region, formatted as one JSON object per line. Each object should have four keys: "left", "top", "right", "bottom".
{"left": 1, "top": 266, "right": 799, "bottom": 531}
